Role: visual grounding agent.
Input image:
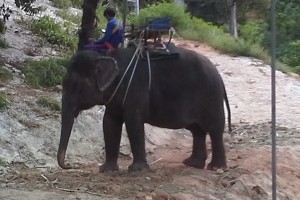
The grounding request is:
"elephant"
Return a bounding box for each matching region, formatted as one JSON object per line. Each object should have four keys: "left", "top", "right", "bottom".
{"left": 57, "top": 44, "right": 231, "bottom": 172}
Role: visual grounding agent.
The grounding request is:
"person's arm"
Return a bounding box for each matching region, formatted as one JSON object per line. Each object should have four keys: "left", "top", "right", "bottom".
{"left": 97, "top": 20, "right": 115, "bottom": 43}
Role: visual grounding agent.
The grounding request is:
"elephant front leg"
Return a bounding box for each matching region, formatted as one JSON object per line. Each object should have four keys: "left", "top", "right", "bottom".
{"left": 100, "top": 113, "right": 123, "bottom": 173}
{"left": 125, "top": 117, "right": 149, "bottom": 172}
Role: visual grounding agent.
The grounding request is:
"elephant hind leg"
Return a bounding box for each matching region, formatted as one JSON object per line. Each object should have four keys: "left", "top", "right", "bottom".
{"left": 207, "top": 128, "right": 227, "bottom": 170}
{"left": 183, "top": 124, "right": 207, "bottom": 169}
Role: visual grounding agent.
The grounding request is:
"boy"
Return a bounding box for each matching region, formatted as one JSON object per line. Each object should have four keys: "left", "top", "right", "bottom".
{"left": 84, "top": 7, "right": 123, "bottom": 52}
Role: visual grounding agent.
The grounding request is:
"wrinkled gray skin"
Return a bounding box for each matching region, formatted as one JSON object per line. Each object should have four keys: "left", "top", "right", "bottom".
{"left": 57, "top": 45, "right": 231, "bottom": 172}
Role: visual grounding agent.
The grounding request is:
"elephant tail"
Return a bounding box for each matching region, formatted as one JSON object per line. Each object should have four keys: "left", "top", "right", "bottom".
{"left": 223, "top": 83, "right": 232, "bottom": 134}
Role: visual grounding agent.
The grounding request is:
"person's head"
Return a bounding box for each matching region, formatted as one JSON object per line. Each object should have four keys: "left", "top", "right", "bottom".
{"left": 103, "top": 7, "right": 116, "bottom": 19}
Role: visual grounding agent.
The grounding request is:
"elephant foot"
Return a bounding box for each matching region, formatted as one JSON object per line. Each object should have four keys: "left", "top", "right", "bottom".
{"left": 183, "top": 156, "right": 206, "bottom": 169}
{"left": 207, "top": 159, "right": 227, "bottom": 170}
{"left": 128, "top": 161, "right": 149, "bottom": 172}
{"left": 99, "top": 162, "right": 119, "bottom": 173}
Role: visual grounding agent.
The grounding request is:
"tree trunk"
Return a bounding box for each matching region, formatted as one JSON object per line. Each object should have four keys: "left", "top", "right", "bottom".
{"left": 229, "top": 0, "right": 238, "bottom": 38}
{"left": 77, "top": 0, "right": 100, "bottom": 51}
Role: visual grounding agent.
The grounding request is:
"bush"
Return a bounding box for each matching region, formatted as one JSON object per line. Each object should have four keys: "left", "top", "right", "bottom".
{"left": 239, "top": 20, "right": 267, "bottom": 45}
{"left": 0, "top": 92, "right": 9, "bottom": 111}
{"left": 50, "top": 0, "right": 72, "bottom": 9}
{"left": 56, "top": 9, "right": 82, "bottom": 25}
{"left": 278, "top": 40, "right": 300, "bottom": 68}
{"left": 36, "top": 96, "right": 61, "bottom": 111}
{"left": 129, "top": 2, "right": 189, "bottom": 29}
{"left": 0, "top": 67, "right": 13, "bottom": 84}
{"left": 50, "top": 0, "right": 83, "bottom": 9}
{"left": 0, "top": 20, "right": 6, "bottom": 34}
{"left": 30, "top": 16, "right": 78, "bottom": 50}
{"left": 0, "top": 157, "right": 6, "bottom": 166}
{"left": 130, "top": 2, "right": 268, "bottom": 61}
{"left": 23, "top": 57, "right": 68, "bottom": 87}
{"left": 70, "top": 0, "right": 84, "bottom": 9}
{"left": 0, "top": 37, "right": 9, "bottom": 48}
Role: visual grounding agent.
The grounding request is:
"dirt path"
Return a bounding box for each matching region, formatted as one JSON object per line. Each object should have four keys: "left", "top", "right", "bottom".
{"left": 1, "top": 37, "right": 300, "bottom": 199}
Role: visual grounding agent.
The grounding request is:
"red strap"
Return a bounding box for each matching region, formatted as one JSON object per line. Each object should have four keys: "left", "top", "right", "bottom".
{"left": 104, "top": 42, "right": 115, "bottom": 50}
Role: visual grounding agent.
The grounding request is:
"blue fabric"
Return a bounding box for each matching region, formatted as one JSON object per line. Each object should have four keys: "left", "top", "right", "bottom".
{"left": 97, "top": 17, "right": 123, "bottom": 48}
{"left": 147, "top": 18, "right": 171, "bottom": 30}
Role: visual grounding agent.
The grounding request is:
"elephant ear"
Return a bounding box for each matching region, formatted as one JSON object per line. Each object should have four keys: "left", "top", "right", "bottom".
{"left": 95, "top": 56, "right": 119, "bottom": 92}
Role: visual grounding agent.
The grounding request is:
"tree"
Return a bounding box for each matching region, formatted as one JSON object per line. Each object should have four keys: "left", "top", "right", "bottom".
{"left": 228, "top": 0, "right": 238, "bottom": 38}
{"left": 77, "top": 0, "right": 100, "bottom": 51}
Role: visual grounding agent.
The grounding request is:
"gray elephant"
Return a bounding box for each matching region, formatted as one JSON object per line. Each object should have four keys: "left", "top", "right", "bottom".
{"left": 57, "top": 44, "right": 231, "bottom": 172}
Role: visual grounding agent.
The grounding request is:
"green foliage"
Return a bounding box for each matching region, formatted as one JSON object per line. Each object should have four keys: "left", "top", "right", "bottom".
{"left": 50, "top": 0, "right": 83, "bottom": 9}
{"left": 278, "top": 40, "right": 300, "bottom": 69}
{"left": 0, "top": 92, "right": 10, "bottom": 111}
{"left": 0, "top": 157, "right": 6, "bottom": 166}
{"left": 239, "top": 20, "right": 267, "bottom": 45}
{"left": 0, "top": 20, "right": 6, "bottom": 34}
{"left": 276, "top": 1, "right": 300, "bottom": 42}
{"left": 178, "top": 17, "right": 224, "bottom": 43}
{"left": 30, "top": 16, "right": 78, "bottom": 50}
{"left": 129, "top": 2, "right": 189, "bottom": 29}
{"left": 237, "top": 0, "right": 270, "bottom": 23}
{"left": 131, "top": 2, "right": 269, "bottom": 61}
{"left": 50, "top": 0, "right": 72, "bottom": 9}
{"left": 56, "top": 9, "right": 82, "bottom": 24}
{"left": 23, "top": 57, "right": 68, "bottom": 87}
{"left": 273, "top": 0, "right": 300, "bottom": 72}
{"left": 93, "top": 6, "right": 108, "bottom": 38}
{"left": 36, "top": 96, "right": 61, "bottom": 111}
{"left": 0, "top": 37, "right": 9, "bottom": 48}
{"left": 70, "top": 0, "right": 84, "bottom": 8}
{"left": 0, "top": 67, "right": 13, "bottom": 84}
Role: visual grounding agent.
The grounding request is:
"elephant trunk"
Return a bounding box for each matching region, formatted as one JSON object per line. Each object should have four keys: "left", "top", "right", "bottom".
{"left": 57, "top": 93, "right": 75, "bottom": 169}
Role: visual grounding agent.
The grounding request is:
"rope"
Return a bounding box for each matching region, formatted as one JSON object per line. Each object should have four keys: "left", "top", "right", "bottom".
{"left": 105, "top": 37, "right": 142, "bottom": 105}
{"left": 123, "top": 49, "right": 142, "bottom": 105}
{"left": 105, "top": 31, "right": 145, "bottom": 105}
{"left": 146, "top": 49, "right": 152, "bottom": 91}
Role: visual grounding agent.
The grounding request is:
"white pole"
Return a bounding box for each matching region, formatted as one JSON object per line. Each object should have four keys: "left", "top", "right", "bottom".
{"left": 270, "top": 0, "right": 277, "bottom": 199}
{"left": 136, "top": 0, "right": 139, "bottom": 15}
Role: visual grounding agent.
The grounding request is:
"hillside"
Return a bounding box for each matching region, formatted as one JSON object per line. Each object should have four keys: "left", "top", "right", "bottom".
{"left": 1, "top": 1, "right": 300, "bottom": 199}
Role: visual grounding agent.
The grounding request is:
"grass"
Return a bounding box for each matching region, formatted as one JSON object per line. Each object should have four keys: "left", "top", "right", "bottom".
{"left": 0, "top": 37, "right": 9, "bottom": 48}
{"left": 0, "top": 92, "right": 10, "bottom": 111}
{"left": 0, "top": 67, "right": 13, "bottom": 84}
{"left": 36, "top": 96, "right": 61, "bottom": 111}
{"left": 50, "top": 0, "right": 72, "bottom": 9}
{"left": 50, "top": 0, "right": 83, "bottom": 9}
{"left": 0, "top": 20, "right": 6, "bottom": 34}
{"left": 56, "top": 9, "right": 82, "bottom": 25}
{"left": 23, "top": 57, "right": 68, "bottom": 87}
{"left": 29, "top": 16, "right": 78, "bottom": 51}
{"left": 0, "top": 157, "right": 6, "bottom": 166}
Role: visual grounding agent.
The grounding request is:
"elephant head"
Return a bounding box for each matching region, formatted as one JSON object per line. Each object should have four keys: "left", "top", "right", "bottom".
{"left": 57, "top": 51, "right": 119, "bottom": 169}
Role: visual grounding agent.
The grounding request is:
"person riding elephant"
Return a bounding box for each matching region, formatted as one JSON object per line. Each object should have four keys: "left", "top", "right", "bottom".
{"left": 84, "top": 7, "right": 124, "bottom": 53}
